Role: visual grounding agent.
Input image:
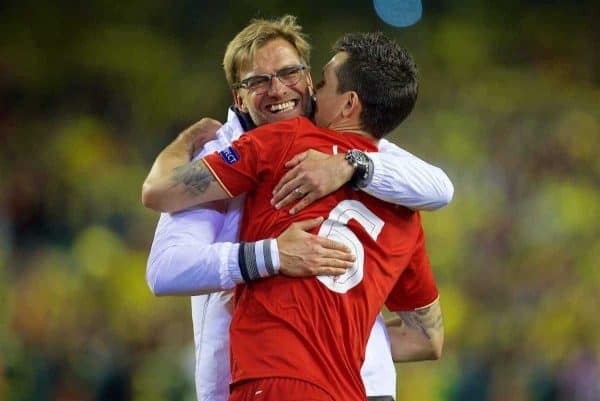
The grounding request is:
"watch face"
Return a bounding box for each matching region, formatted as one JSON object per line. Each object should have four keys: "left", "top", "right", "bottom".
{"left": 354, "top": 150, "right": 368, "bottom": 164}
{"left": 345, "top": 150, "right": 367, "bottom": 167}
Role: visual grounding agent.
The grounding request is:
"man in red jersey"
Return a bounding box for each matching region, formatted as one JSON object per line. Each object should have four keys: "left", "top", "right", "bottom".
{"left": 145, "top": 32, "right": 443, "bottom": 401}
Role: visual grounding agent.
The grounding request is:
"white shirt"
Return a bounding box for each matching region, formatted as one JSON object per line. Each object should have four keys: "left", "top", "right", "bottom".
{"left": 146, "top": 109, "right": 454, "bottom": 401}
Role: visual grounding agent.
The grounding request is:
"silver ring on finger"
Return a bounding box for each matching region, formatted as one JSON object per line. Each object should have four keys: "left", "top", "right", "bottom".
{"left": 293, "top": 187, "right": 305, "bottom": 198}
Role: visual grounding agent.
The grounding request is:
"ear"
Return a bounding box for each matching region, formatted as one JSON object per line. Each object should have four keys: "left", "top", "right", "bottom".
{"left": 341, "top": 91, "right": 362, "bottom": 119}
{"left": 233, "top": 90, "right": 248, "bottom": 113}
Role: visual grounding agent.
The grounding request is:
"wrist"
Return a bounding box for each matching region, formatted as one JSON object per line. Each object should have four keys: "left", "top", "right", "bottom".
{"left": 238, "top": 239, "right": 280, "bottom": 283}
{"left": 345, "top": 149, "right": 374, "bottom": 189}
{"left": 336, "top": 153, "right": 355, "bottom": 183}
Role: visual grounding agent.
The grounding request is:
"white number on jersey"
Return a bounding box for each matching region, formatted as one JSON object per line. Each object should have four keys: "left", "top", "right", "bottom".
{"left": 317, "top": 200, "right": 384, "bottom": 293}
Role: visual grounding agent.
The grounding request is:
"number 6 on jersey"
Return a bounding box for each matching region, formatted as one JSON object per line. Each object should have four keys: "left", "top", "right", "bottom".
{"left": 317, "top": 200, "right": 384, "bottom": 293}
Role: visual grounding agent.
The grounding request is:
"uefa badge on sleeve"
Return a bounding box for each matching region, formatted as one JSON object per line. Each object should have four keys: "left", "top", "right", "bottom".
{"left": 219, "top": 146, "right": 240, "bottom": 165}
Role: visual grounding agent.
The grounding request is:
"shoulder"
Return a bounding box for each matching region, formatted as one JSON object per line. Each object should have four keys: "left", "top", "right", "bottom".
{"left": 215, "top": 112, "right": 241, "bottom": 139}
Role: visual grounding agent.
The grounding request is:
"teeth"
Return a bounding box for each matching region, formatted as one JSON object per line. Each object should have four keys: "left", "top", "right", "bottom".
{"left": 269, "top": 101, "right": 295, "bottom": 113}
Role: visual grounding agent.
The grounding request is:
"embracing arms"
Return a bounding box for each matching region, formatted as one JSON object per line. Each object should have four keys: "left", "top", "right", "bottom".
{"left": 270, "top": 138, "right": 454, "bottom": 214}
{"left": 143, "top": 123, "right": 454, "bottom": 215}
{"left": 142, "top": 118, "right": 229, "bottom": 213}
{"left": 142, "top": 113, "right": 452, "bottom": 297}
{"left": 147, "top": 209, "right": 353, "bottom": 296}
{"left": 144, "top": 114, "right": 354, "bottom": 296}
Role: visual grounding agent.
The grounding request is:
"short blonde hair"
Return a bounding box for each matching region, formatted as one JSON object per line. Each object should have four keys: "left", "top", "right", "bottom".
{"left": 222, "top": 15, "right": 311, "bottom": 87}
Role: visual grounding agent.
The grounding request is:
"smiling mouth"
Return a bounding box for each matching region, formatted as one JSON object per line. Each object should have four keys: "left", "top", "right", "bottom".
{"left": 268, "top": 100, "right": 298, "bottom": 113}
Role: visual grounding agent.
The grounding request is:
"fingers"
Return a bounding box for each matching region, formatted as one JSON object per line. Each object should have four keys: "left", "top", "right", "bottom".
{"left": 272, "top": 179, "right": 306, "bottom": 210}
{"left": 309, "top": 266, "right": 349, "bottom": 276}
{"left": 187, "top": 118, "right": 222, "bottom": 135}
{"left": 283, "top": 255, "right": 354, "bottom": 277}
{"left": 196, "top": 117, "right": 223, "bottom": 131}
{"left": 273, "top": 149, "right": 323, "bottom": 202}
{"left": 289, "top": 192, "right": 318, "bottom": 215}
{"left": 303, "top": 254, "right": 355, "bottom": 276}
{"left": 272, "top": 167, "right": 301, "bottom": 204}
{"left": 319, "top": 249, "right": 355, "bottom": 265}
{"left": 186, "top": 118, "right": 223, "bottom": 157}
{"left": 314, "top": 239, "right": 356, "bottom": 271}
{"left": 316, "top": 236, "right": 354, "bottom": 255}
{"left": 284, "top": 150, "right": 309, "bottom": 168}
{"left": 277, "top": 227, "right": 356, "bottom": 278}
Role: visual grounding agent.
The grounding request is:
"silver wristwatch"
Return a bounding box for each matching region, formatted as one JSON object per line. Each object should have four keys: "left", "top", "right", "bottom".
{"left": 345, "top": 149, "right": 373, "bottom": 189}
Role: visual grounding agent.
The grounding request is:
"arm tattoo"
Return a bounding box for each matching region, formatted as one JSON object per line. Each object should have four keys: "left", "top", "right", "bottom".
{"left": 398, "top": 299, "right": 443, "bottom": 340}
{"left": 171, "top": 160, "right": 216, "bottom": 195}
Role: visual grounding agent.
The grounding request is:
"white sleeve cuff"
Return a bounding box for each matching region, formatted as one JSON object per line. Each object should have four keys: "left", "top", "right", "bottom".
{"left": 224, "top": 242, "right": 243, "bottom": 287}
{"left": 362, "top": 141, "right": 454, "bottom": 211}
{"left": 366, "top": 151, "right": 386, "bottom": 193}
{"left": 224, "top": 239, "right": 281, "bottom": 286}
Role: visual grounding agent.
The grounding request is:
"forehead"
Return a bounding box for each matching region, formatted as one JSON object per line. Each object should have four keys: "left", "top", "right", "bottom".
{"left": 240, "top": 38, "right": 302, "bottom": 78}
{"left": 323, "top": 51, "right": 348, "bottom": 76}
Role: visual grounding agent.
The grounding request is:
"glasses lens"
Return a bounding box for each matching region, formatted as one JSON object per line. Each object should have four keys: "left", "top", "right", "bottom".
{"left": 240, "top": 65, "right": 305, "bottom": 94}
{"left": 243, "top": 76, "right": 270, "bottom": 93}
{"left": 278, "top": 65, "right": 304, "bottom": 86}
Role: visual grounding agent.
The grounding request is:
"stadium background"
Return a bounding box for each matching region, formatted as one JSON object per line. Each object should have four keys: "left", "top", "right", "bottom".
{"left": 1, "top": 1, "right": 599, "bottom": 400}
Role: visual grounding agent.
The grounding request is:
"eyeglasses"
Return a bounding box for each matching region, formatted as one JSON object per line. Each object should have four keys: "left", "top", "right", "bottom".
{"left": 233, "top": 64, "right": 307, "bottom": 94}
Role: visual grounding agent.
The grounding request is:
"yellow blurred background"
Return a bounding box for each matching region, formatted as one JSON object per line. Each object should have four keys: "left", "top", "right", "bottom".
{"left": 1, "top": 1, "right": 598, "bottom": 400}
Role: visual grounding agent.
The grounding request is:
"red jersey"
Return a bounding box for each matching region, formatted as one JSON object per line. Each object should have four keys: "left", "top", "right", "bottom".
{"left": 204, "top": 117, "right": 438, "bottom": 401}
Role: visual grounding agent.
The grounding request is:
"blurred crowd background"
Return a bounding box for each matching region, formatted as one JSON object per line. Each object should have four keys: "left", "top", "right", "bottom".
{"left": 1, "top": 1, "right": 599, "bottom": 400}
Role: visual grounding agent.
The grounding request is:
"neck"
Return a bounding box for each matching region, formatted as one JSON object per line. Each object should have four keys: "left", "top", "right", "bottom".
{"left": 328, "top": 120, "right": 378, "bottom": 144}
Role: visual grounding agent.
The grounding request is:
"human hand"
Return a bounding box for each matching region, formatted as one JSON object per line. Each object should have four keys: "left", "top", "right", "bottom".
{"left": 179, "top": 118, "right": 222, "bottom": 159}
{"left": 271, "top": 150, "right": 354, "bottom": 214}
{"left": 277, "top": 217, "right": 355, "bottom": 277}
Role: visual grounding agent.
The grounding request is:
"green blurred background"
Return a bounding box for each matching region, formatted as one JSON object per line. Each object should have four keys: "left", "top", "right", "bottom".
{"left": 1, "top": 1, "right": 599, "bottom": 400}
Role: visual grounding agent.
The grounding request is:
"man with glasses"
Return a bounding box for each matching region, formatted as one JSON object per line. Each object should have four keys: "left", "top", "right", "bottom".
{"left": 233, "top": 64, "right": 307, "bottom": 92}
{"left": 143, "top": 16, "right": 452, "bottom": 401}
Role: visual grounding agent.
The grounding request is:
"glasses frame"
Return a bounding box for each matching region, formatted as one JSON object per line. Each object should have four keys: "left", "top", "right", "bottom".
{"left": 233, "top": 64, "right": 307, "bottom": 94}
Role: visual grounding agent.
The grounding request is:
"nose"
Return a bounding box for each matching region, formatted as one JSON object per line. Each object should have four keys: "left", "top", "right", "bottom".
{"left": 266, "top": 76, "right": 288, "bottom": 97}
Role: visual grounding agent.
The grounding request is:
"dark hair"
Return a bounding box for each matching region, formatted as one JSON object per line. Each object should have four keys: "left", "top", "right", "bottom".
{"left": 333, "top": 32, "right": 418, "bottom": 138}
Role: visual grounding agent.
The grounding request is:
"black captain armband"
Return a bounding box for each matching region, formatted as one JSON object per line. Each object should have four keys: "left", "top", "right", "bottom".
{"left": 345, "top": 149, "right": 374, "bottom": 190}
{"left": 238, "top": 239, "right": 280, "bottom": 282}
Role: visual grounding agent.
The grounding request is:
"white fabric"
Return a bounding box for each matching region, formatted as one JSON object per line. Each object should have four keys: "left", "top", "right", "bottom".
{"left": 192, "top": 200, "right": 243, "bottom": 401}
{"left": 367, "top": 138, "right": 454, "bottom": 211}
{"left": 362, "top": 314, "right": 396, "bottom": 397}
{"left": 191, "top": 291, "right": 233, "bottom": 401}
{"left": 146, "top": 109, "right": 244, "bottom": 296}
{"left": 146, "top": 110, "right": 455, "bottom": 400}
{"left": 147, "top": 109, "right": 245, "bottom": 401}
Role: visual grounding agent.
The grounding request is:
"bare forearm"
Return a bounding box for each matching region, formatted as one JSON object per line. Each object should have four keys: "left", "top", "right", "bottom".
{"left": 143, "top": 155, "right": 227, "bottom": 213}
{"left": 142, "top": 131, "right": 192, "bottom": 204}
{"left": 387, "top": 298, "right": 444, "bottom": 362}
{"left": 142, "top": 118, "right": 224, "bottom": 212}
{"left": 387, "top": 319, "right": 441, "bottom": 362}
{"left": 272, "top": 144, "right": 454, "bottom": 215}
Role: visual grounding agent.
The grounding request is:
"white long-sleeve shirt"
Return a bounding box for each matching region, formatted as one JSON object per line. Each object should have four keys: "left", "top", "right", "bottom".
{"left": 146, "top": 108, "right": 454, "bottom": 401}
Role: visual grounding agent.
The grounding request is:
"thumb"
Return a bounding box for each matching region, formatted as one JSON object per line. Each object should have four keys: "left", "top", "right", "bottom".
{"left": 284, "top": 150, "right": 309, "bottom": 168}
{"left": 292, "top": 216, "right": 324, "bottom": 232}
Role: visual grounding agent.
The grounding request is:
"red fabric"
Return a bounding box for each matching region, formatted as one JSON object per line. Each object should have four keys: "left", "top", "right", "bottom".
{"left": 228, "top": 378, "right": 334, "bottom": 401}
{"left": 386, "top": 226, "right": 438, "bottom": 311}
{"left": 204, "top": 117, "right": 438, "bottom": 401}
